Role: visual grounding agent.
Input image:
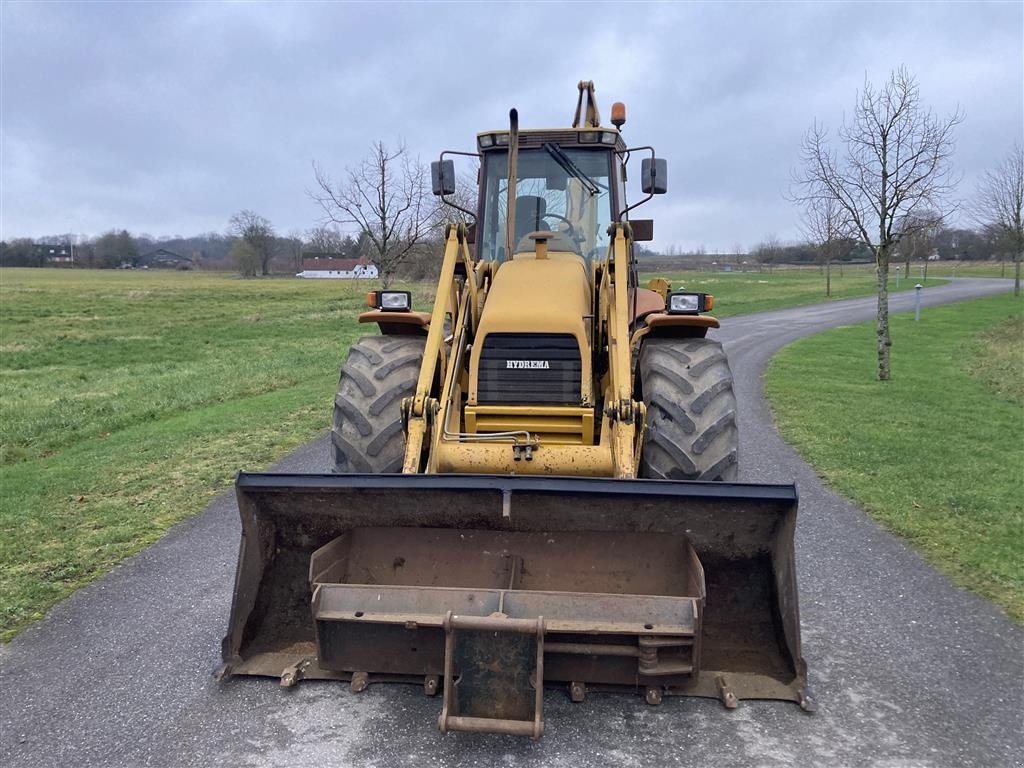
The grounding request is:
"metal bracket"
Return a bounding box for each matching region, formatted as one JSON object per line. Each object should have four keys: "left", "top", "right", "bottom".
{"left": 399, "top": 397, "right": 412, "bottom": 433}
{"left": 604, "top": 399, "right": 638, "bottom": 424}
{"left": 437, "top": 611, "right": 545, "bottom": 739}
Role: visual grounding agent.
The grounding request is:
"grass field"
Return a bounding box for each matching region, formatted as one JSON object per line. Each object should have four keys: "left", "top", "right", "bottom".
{"left": 639, "top": 265, "right": 947, "bottom": 317}
{"left": 0, "top": 265, "right": 1007, "bottom": 640}
{"left": 765, "top": 293, "right": 1023, "bottom": 620}
{"left": 0, "top": 269, "right": 381, "bottom": 640}
{"left": 921, "top": 260, "right": 1021, "bottom": 279}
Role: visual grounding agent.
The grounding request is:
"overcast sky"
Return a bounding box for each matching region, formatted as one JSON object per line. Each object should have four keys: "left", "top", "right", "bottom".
{"left": 2, "top": 1, "right": 1021, "bottom": 252}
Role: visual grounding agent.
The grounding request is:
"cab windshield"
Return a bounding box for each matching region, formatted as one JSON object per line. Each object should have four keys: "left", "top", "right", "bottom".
{"left": 478, "top": 147, "right": 614, "bottom": 262}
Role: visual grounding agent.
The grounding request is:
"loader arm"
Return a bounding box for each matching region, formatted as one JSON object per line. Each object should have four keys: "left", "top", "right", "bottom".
{"left": 600, "top": 222, "right": 646, "bottom": 478}
{"left": 402, "top": 223, "right": 477, "bottom": 474}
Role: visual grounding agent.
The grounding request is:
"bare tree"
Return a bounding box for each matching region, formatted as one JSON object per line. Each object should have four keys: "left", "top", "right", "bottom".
{"left": 753, "top": 234, "right": 782, "bottom": 271}
{"left": 895, "top": 209, "right": 942, "bottom": 281}
{"left": 228, "top": 211, "right": 275, "bottom": 276}
{"left": 93, "top": 229, "right": 138, "bottom": 269}
{"left": 800, "top": 196, "right": 850, "bottom": 297}
{"left": 230, "top": 240, "right": 260, "bottom": 277}
{"left": 283, "top": 230, "right": 304, "bottom": 273}
{"left": 793, "top": 66, "right": 962, "bottom": 380}
{"left": 304, "top": 225, "right": 347, "bottom": 254}
{"left": 311, "top": 141, "right": 436, "bottom": 288}
{"left": 970, "top": 145, "right": 1023, "bottom": 296}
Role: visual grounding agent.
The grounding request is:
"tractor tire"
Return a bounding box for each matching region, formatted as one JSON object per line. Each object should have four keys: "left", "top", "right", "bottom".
{"left": 638, "top": 338, "right": 739, "bottom": 482}
{"left": 331, "top": 335, "right": 426, "bottom": 473}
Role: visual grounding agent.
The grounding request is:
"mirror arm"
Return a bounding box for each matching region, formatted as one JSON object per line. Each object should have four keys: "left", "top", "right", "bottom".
{"left": 438, "top": 149, "right": 481, "bottom": 223}
{"left": 615, "top": 145, "right": 658, "bottom": 220}
{"left": 619, "top": 192, "right": 654, "bottom": 221}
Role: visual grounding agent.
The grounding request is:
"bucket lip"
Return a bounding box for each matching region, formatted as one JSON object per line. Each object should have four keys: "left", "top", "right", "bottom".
{"left": 235, "top": 472, "right": 798, "bottom": 504}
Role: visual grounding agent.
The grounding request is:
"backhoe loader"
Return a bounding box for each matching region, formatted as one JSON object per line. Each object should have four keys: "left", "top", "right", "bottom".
{"left": 219, "top": 82, "right": 812, "bottom": 738}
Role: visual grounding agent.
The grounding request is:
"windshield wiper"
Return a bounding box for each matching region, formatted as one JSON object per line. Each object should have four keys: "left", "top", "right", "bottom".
{"left": 543, "top": 143, "right": 600, "bottom": 196}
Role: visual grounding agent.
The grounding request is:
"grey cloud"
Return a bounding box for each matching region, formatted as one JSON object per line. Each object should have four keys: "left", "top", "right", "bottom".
{"left": 2, "top": 1, "right": 1021, "bottom": 250}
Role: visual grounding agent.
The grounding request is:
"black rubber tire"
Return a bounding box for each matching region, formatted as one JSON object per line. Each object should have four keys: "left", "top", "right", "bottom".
{"left": 330, "top": 335, "right": 426, "bottom": 473}
{"left": 638, "top": 337, "right": 739, "bottom": 481}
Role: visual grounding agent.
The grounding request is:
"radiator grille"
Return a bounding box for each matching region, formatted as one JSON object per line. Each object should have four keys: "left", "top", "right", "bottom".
{"left": 478, "top": 333, "right": 582, "bottom": 404}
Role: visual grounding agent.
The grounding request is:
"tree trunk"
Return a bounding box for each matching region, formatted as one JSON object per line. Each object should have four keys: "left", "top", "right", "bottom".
{"left": 876, "top": 255, "right": 891, "bottom": 381}
{"left": 923, "top": 259, "right": 928, "bottom": 284}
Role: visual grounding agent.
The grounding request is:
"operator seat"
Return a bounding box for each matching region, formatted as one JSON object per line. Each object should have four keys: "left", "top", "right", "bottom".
{"left": 514, "top": 195, "right": 550, "bottom": 243}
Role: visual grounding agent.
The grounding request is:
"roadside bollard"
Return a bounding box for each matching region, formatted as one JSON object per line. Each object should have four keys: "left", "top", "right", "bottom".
{"left": 915, "top": 283, "right": 922, "bottom": 321}
{"left": 896, "top": 265, "right": 900, "bottom": 288}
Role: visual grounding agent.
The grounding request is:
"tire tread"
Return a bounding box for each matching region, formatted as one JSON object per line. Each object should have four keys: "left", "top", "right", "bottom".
{"left": 639, "top": 338, "right": 739, "bottom": 482}
{"left": 331, "top": 335, "right": 426, "bottom": 473}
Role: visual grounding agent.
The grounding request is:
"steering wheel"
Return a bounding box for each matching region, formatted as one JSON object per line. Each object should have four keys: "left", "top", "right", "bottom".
{"left": 542, "top": 212, "right": 577, "bottom": 241}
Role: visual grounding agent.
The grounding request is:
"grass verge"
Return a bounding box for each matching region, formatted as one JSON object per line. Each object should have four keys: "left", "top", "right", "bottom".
{"left": 765, "top": 293, "right": 1023, "bottom": 620}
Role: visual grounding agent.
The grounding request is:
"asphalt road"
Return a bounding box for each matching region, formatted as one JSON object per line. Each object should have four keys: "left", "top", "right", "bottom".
{"left": 1, "top": 278, "right": 1020, "bottom": 768}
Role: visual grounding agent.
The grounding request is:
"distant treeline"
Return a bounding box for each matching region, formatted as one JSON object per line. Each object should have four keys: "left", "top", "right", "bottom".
{"left": 639, "top": 224, "right": 1016, "bottom": 271}
{"left": 1, "top": 221, "right": 1012, "bottom": 274}
{"left": 0, "top": 226, "right": 448, "bottom": 279}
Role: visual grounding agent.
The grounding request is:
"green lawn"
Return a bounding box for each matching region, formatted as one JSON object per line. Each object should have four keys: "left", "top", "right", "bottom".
{"left": 640, "top": 265, "right": 947, "bottom": 317}
{"left": 921, "top": 260, "right": 1020, "bottom": 279}
{"left": 765, "top": 293, "right": 1024, "bottom": 620}
{"left": 0, "top": 269, "right": 382, "bottom": 640}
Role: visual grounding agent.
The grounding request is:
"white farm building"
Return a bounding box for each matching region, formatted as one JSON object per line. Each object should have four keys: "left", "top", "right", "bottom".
{"left": 297, "top": 257, "right": 379, "bottom": 279}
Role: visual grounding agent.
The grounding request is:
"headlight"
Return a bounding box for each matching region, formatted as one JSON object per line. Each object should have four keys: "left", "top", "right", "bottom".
{"left": 667, "top": 292, "right": 709, "bottom": 314}
{"left": 478, "top": 134, "right": 495, "bottom": 149}
{"left": 368, "top": 290, "right": 412, "bottom": 311}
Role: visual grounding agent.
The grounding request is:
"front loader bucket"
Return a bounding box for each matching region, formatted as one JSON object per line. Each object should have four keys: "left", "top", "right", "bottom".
{"left": 220, "top": 473, "right": 809, "bottom": 734}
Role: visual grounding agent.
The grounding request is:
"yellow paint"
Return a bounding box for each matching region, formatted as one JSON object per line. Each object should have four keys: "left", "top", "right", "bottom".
{"left": 434, "top": 442, "right": 614, "bottom": 476}
{"left": 646, "top": 277, "right": 672, "bottom": 300}
{"left": 465, "top": 405, "right": 595, "bottom": 444}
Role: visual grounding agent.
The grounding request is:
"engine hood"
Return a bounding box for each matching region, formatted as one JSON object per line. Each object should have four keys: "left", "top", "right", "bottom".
{"left": 468, "top": 256, "right": 593, "bottom": 406}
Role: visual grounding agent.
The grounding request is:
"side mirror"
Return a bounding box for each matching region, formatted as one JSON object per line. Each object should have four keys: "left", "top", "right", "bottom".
{"left": 641, "top": 158, "right": 668, "bottom": 195}
{"left": 431, "top": 160, "right": 455, "bottom": 196}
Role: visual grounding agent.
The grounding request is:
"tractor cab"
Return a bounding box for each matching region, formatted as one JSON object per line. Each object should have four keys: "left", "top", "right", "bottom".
{"left": 431, "top": 82, "right": 664, "bottom": 274}
{"left": 475, "top": 134, "right": 622, "bottom": 263}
